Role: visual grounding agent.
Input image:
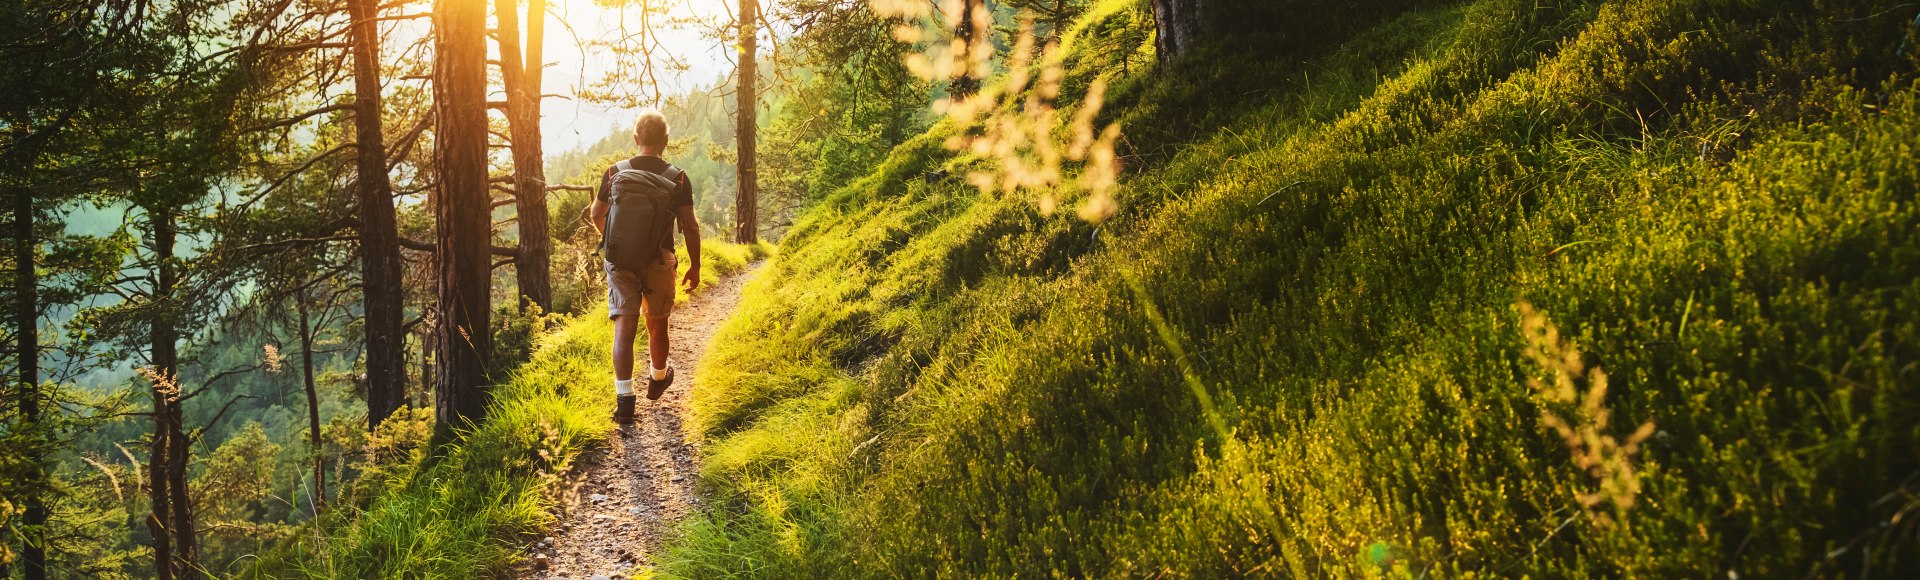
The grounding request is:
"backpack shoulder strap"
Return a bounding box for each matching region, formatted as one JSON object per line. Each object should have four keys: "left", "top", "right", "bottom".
{"left": 660, "top": 165, "right": 686, "bottom": 185}
{"left": 615, "top": 158, "right": 634, "bottom": 172}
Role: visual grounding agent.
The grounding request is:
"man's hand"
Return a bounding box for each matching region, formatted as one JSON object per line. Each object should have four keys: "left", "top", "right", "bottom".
{"left": 676, "top": 204, "right": 701, "bottom": 293}
{"left": 681, "top": 264, "right": 701, "bottom": 292}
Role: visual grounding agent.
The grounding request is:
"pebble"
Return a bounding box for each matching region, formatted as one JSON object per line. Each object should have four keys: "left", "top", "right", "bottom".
{"left": 588, "top": 493, "right": 609, "bottom": 503}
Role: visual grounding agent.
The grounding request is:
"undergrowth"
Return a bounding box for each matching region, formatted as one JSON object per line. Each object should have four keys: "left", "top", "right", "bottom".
{"left": 243, "top": 240, "right": 767, "bottom": 578}
{"left": 672, "top": 0, "right": 1920, "bottom": 577}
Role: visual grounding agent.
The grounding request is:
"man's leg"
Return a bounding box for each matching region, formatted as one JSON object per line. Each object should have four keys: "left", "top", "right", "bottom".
{"left": 645, "top": 314, "right": 670, "bottom": 374}
{"left": 640, "top": 255, "right": 678, "bottom": 399}
{"left": 608, "top": 265, "right": 643, "bottom": 423}
{"left": 612, "top": 314, "right": 641, "bottom": 381}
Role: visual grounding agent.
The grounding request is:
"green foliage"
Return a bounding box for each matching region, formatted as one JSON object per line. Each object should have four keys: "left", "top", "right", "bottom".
{"left": 241, "top": 321, "right": 611, "bottom": 578}
{"left": 673, "top": 0, "right": 1920, "bottom": 576}
{"left": 758, "top": 0, "right": 935, "bottom": 237}
{"left": 492, "top": 302, "right": 567, "bottom": 378}
{"left": 195, "top": 423, "right": 296, "bottom": 569}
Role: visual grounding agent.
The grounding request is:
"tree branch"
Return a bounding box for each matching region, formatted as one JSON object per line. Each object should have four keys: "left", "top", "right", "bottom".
{"left": 230, "top": 234, "right": 357, "bottom": 255}
{"left": 191, "top": 394, "right": 260, "bottom": 445}
{"left": 395, "top": 237, "right": 519, "bottom": 257}
{"left": 245, "top": 103, "right": 355, "bottom": 133}
{"left": 386, "top": 116, "right": 433, "bottom": 169}
{"left": 262, "top": 41, "right": 351, "bottom": 52}
{"left": 242, "top": 143, "right": 355, "bottom": 211}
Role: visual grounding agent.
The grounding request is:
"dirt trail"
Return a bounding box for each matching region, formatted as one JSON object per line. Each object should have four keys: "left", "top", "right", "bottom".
{"left": 518, "top": 264, "right": 760, "bottom": 580}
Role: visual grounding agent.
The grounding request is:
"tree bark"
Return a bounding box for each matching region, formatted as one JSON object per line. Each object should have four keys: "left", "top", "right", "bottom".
{"left": 950, "top": 0, "right": 982, "bottom": 99}
{"left": 1148, "top": 0, "right": 1203, "bottom": 63}
{"left": 734, "top": 0, "right": 759, "bottom": 244}
{"left": 146, "top": 364, "right": 173, "bottom": 580}
{"left": 1152, "top": 0, "right": 1287, "bottom": 64}
{"left": 147, "top": 210, "right": 198, "bottom": 579}
{"left": 496, "top": 0, "right": 551, "bottom": 311}
{"left": 419, "top": 328, "right": 432, "bottom": 409}
{"left": 432, "top": 0, "right": 494, "bottom": 436}
{"left": 14, "top": 185, "right": 46, "bottom": 580}
{"left": 347, "top": 0, "right": 409, "bottom": 431}
{"left": 296, "top": 293, "right": 327, "bottom": 509}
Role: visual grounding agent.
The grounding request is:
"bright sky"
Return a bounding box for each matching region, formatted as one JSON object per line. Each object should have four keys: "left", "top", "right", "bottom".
{"left": 537, "top": 0, "right": 742, "bottom": 153}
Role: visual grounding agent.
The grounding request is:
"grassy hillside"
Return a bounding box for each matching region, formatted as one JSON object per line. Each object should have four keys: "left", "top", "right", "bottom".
{"left": 675, "top": 0, "right": 1920, "bottom": 577}
{"left": 242, "top": 241, "right": 766, "bottom": 578}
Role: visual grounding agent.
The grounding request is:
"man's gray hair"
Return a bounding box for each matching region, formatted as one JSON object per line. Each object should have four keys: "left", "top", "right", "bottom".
{"left": 633, "top": 108, "right": 669, "bottom": 150}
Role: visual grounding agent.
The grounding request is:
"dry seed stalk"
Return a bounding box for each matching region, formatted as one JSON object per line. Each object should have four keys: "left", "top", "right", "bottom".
{"left": 1517, "top": 302, "right": 1656, "bottom": 526}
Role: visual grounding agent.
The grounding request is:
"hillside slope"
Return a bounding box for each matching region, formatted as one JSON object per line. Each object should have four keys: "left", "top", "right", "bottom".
{"left": 677, "top": 0, "right": 1920, "bottom": 576}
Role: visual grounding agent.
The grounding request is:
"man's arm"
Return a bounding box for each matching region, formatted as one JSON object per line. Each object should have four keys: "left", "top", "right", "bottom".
{"left": 589, "top": 168, "right": 612, "bottom": 235}
{"left": 590, "top": 198, "right": 609, "bottom": 236}
{"left": 678, "top": 204, "right": 701, "bottom": 291}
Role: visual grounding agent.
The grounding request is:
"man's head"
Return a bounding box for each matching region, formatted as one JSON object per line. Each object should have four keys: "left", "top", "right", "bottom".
{"left": 633, "top": 108, "right": 669, "bottom": 155}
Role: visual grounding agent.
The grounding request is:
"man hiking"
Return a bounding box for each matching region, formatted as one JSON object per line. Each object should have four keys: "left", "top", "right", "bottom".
{"left": 590, "top": 109, "right": 701, "bottom": 424}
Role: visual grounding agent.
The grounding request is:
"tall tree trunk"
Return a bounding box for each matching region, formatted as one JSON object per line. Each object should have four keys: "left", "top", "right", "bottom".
{"left": 432, "top": 0, "right": 494, "bottom": 437}
{"left": 526, "top": 0, "right": 544, "bottom": 99}
{"left": 146, "top": 366, "right": 173, "bottom": 580}
{"left": 348, "top": 0, "right": 408, "bottom": 431}
{"left": 15, "top": 186, "right": 47, "bottom": 580}
{"left": 296, "top": 293, "right": 327, "bottom": 509}
{"left": 496, "top": 0, "right": 552, "bottom": 311}
{"left": 950, "top": 0, "right": 981, "bottom": 99}
{"left": 734, "top": 0, "right": 759, "bottom": 244}
{"left": 148, "top": 211, "right": 197, "bottom": 579}
{"left": 419, "top": 329, "right": 432, "bottom": 409}
{"left": 1149, "top": 0, "right": 1213, "bottom": 63}
{"left": 1151, "top": 0, "right": 1290, "bottom": 64}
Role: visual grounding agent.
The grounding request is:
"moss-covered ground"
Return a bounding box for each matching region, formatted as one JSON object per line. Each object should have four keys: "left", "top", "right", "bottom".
{"left": 670, "top": 0, "right": 1920, "bottom": 576}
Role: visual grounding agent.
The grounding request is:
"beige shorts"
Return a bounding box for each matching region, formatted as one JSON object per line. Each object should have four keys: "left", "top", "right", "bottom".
{"left": 606, "top": 251, "right": 676, "bottom": 320}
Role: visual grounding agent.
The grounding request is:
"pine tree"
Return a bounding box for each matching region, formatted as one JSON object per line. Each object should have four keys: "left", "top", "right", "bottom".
{"left": 735, "top": 0, "right": 760, "bottom": 244}
{"left": 346, "top": 0, "right": 410, "bottom": 431}
{"left": 496, "top": 0, "right": 554, "bottom": 311}
{"left": 432, "top": 0, "right": 496, "bottom": 435}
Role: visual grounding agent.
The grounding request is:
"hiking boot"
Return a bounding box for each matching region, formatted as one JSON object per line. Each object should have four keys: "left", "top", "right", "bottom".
{"left": 612, "top": 394, "right": 637, "bottom": 424}
{"left": 645, "top": 366, "right": 675, "bottom": 401}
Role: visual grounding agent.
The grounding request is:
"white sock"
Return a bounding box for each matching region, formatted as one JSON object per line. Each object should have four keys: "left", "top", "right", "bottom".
{"left": 614, "top": 379, "right": 634, "bottom": 396}
{"left": 651, "top": 362, "right": 671, "bottom": 380}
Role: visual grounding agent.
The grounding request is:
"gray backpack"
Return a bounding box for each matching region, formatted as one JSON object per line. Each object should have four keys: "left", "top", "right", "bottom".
{"left": 603, "top": 159, "right": 684, "bottom": 277}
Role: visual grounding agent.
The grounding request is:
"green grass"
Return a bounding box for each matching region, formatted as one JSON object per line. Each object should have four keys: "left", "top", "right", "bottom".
{"left": 670, "top": 0, "right": 1920, "bottom": 577}
{"left": 244, "top": 240, "right": 767, "bottom": 578}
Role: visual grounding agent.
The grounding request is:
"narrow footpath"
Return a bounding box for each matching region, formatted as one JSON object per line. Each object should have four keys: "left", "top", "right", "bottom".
{"left": 518, "top": 263, "right": 761, "bottom": 580}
